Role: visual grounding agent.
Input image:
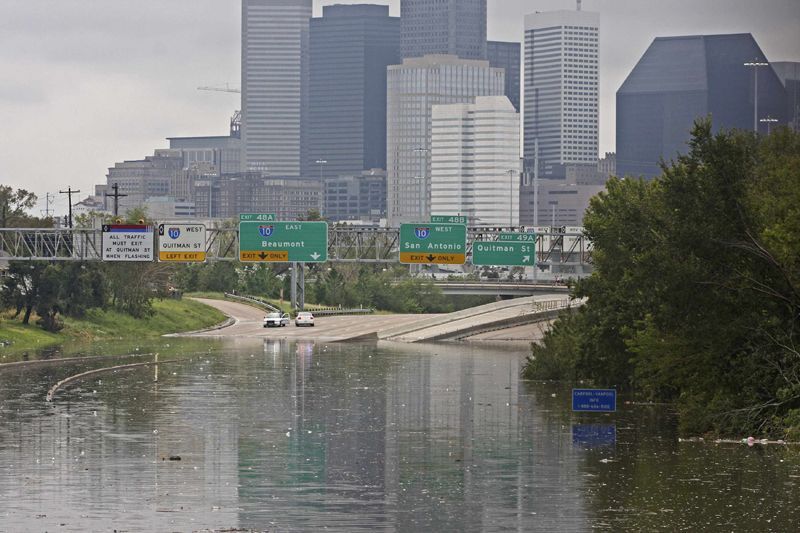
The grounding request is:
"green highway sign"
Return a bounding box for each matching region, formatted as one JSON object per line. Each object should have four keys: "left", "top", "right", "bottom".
{"left": 240, "top": 213, "right": 276, "bottom": 222}
{"left": 472, "top": 240, "right": 535, "bottom": 267}
{"left": 498, "top": 232, "right": 536, "bottom": 242}
{"left": 239, "top": 220, "right": 328, "bottom": 262}
{"left": 399, "top": 223, "right": 467, "bottom": 264}
{"left": 431, "top": 214, "right": 468, "bottom": 225}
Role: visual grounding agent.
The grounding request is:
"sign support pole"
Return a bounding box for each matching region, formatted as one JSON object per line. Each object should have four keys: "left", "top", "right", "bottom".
{"left": 290, "top": 263, "right": 305, "bottom": 311}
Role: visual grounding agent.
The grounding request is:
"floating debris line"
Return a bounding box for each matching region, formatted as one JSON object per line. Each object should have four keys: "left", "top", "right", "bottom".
{"left": 45, "top": 356, "right": 184, "bottom": 402}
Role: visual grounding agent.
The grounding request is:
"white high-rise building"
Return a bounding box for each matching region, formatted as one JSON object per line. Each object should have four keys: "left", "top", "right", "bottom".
{"left": 431, "top": 96, "right": 520, "bottom": 226}
{"left": 241, "top": 0, "right": 311, "bottom": 176}
{"left": 523, "top": 8, "right": 599, "bottom": 176}
{"left": 386, "top": 55, "right": 505, "bottom": 225}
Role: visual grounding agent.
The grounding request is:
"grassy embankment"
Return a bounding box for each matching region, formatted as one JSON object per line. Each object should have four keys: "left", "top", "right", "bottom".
{"left": 0, "top": 298, "right": 227, "bottom": 354}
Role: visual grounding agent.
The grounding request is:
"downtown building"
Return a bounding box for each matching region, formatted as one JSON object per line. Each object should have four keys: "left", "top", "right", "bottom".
{"left": 386, "top": 55, "right": 505, "bottom": 225}
{"left": 522, "top": 7, "right": 600, "bottom": 226}
{"left": 400, "top": 0, "right": 487, "bottom": 60}
{"left": 193, "top": 173, "right": 321, "bottom": 220}
{"left": 324, "top": 169, "right": 387, "bottom": 223}
{"left": 241, "top": 0, "right": 312, "bottom": 176}
{"left": 772, "top": 62, "right": 800, "bottom": 131}
{"left": 523, "top": 8, "right": 599, "bottom": 176}
{"left": 306, "top": 4, "right": 400, "bottom": 180}
{"left": 105, "top": 150, "right": 185, "bottom": 215}
{"left": 617, "top": 34, "right": 789, "bottom": 179}
{"left": 487, "top": 41, "right": 521, "bottom": 112}
{"left": 430, "top": 96, "right": 520, "bottom": 227}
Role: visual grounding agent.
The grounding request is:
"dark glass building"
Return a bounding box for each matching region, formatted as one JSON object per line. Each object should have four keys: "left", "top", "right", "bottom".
{"left": 617, "top": 33, "right": 788, "bottom": 179}
{"left": 400, "top": 0, "right": 486, "bottom": 60}
{"left": 488, "top": 41, "right": 521, "bottom": 112}
{"left": 324, "top": 170, "right": 387, "bottom": 223}
{"left": 772, "top": 62, "right": 800, "bottom": 132}
{"left": 306, "top": 4, "right": 400, "bottom": 179}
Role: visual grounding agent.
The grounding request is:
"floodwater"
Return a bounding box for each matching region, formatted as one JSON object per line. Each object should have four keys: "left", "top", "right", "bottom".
{"left": 0, "top": 339, "right": 798, "bottom": 532}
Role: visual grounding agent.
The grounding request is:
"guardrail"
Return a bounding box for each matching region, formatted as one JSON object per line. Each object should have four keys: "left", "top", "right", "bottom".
{"left": 223, "top": 293, "right": 374, "bottom": 316}
{"left": 305, "top": 307, "right": 375, "bottom": 316}
{"left": 223, "top": 293, "right": 280, "bottom": 313}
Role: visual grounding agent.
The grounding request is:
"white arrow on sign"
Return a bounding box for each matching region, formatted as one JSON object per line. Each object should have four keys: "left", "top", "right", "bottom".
{"left": 523, "top": 256, "right": 531, "bottom": 263}
{"left": 310, "top": 252, "right": 321, "bottom": 261}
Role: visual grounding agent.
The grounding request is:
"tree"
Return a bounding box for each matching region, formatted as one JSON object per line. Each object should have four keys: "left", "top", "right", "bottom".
{"left": 240, "top": 264, "right": 283, "bottom": 297}
{"left": 523, "top": 121, "right": 800, "bottom": 438}
{"left": 0, "top": 186, "right": 37, "bottom": 227}
{"left": 1, "top": 262, "right": 46, "bottom": 324}
{"left": 196, "top": 262, "right": 239, "bottom": 293}
{"left": 300, "top": 209, "right": 323, "bottom": 221}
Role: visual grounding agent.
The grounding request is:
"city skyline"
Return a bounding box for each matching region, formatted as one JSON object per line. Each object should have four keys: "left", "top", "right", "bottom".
{"left": 1, "top": 0, "right": 798, "bottom": 215}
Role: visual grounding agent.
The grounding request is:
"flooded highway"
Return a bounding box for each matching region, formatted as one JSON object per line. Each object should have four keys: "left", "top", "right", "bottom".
{"left": 0, "top": 338, "right": 798, "bottom": 532}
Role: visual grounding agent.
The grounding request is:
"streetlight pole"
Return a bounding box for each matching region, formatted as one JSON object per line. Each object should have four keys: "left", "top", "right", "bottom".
{"left": 760, "top": 116, "right": 778, "bottom": 134}
{"left": 413, "top": 147, "right": 429, "bottom": 221}
{"left": 507, "top": 169, "right": 517, "bottom": 229}
{"left": 315, "top": 159, "right": 327, "bottom": 182}
{"left": 744, "top": 60, "right": 769, "bottom": 133}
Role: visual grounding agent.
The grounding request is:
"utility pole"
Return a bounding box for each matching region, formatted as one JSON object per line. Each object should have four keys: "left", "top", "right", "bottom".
{"left": 59, "top": 187, "right": 80, "bottom": 228}
{"left": 105, "top": 183, "right": 128, "bottom": 217}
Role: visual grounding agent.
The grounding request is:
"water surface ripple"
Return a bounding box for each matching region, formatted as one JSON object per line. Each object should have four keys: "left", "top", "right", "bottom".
{"left": 0, "top": 339, "right": 797, "bottom": 531}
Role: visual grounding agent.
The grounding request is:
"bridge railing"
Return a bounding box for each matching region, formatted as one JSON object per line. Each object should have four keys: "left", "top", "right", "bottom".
{"left": 532, "top": 298, "right": 573, "bottom": 312}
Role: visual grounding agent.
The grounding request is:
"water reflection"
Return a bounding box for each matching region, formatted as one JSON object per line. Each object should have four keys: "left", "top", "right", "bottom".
{"left": 0, "top": 339, "right": 797, "bottom": 531}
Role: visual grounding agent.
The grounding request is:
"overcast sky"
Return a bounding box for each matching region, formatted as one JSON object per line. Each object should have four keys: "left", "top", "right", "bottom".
{"left": 1, "top": 0, "right": 798, "bottom": 216}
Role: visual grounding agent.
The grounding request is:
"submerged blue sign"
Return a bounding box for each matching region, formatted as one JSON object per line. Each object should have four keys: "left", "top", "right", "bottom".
{"left": 572, "top": 424, "right": 617, "bottom": 448}
{"left": 572, "top": 389, "right": 616, "bottom": 412}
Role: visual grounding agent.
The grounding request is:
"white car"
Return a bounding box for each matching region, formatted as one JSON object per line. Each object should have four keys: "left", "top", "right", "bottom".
{"left": 263, "top": 312, "right": 290, "bottom": 328}
{"left": 295, "top": 312, "right": 315, "bottom": 327}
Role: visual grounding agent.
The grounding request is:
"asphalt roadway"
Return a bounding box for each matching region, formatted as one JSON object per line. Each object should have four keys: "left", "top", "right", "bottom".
{"left": 184, "top": 297, "right": 558, "bottom": 343}
{"left": 185, "top": 298, "right": 438, "bottom": 342}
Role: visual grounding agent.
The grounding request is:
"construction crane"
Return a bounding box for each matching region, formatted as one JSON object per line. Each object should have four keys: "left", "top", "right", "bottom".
{"left": 198, "top": 83, "right": 241, "bottom": 94}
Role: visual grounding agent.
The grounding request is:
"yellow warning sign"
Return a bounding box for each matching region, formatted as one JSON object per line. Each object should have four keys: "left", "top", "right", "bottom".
{"left": 159, "top": 251, "right": 206, "bottom": 262}
{"left": 399, "top": 252, "right": 466, "bottom": 265}
{"left": 240, "top": 250, "right": 290, "bottom": 262}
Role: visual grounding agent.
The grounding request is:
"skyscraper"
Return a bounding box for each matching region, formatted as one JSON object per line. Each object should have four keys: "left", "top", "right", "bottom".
{"left": 524, "top": 8, "right": 599, "bottom": 177}
{"left": 306, "top": 4, "right": 400, "bottom": 179}
{"left": 386, "top": 55, "right": 504, "bottom": 225}
{"left": 431, "top": 96, "right": 520, "bottom": 226}
{"left": 241, "top": 0, "right": 312, "bottom": 177}
{"left": 771, "top": 62, "right": 800, "bottom": 132}
{"left": 488, "top": 41, "right": 521, "bottom": 112}
{"left": 400, "top": 0, "right": 487, "bottom": 60}
{"left": 617, "top": 34, "right": 788, "bottom": 178}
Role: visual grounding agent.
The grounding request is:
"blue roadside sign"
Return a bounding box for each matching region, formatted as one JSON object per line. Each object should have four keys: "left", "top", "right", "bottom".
{"left": 572, "top": 389, "right": 616, "bottom": 412}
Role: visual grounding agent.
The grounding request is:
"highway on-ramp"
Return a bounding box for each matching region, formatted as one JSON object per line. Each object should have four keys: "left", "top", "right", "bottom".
{"left": 183, "top": 296, "right": 567, "bottom": 343}
{"left": 183, "top": 298, "right": 439, "bottom": 342}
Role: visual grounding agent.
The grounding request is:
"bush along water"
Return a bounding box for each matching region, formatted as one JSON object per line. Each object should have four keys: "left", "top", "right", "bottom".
{"left": 523, "top": 121, "right": 800, "bottom": 440}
